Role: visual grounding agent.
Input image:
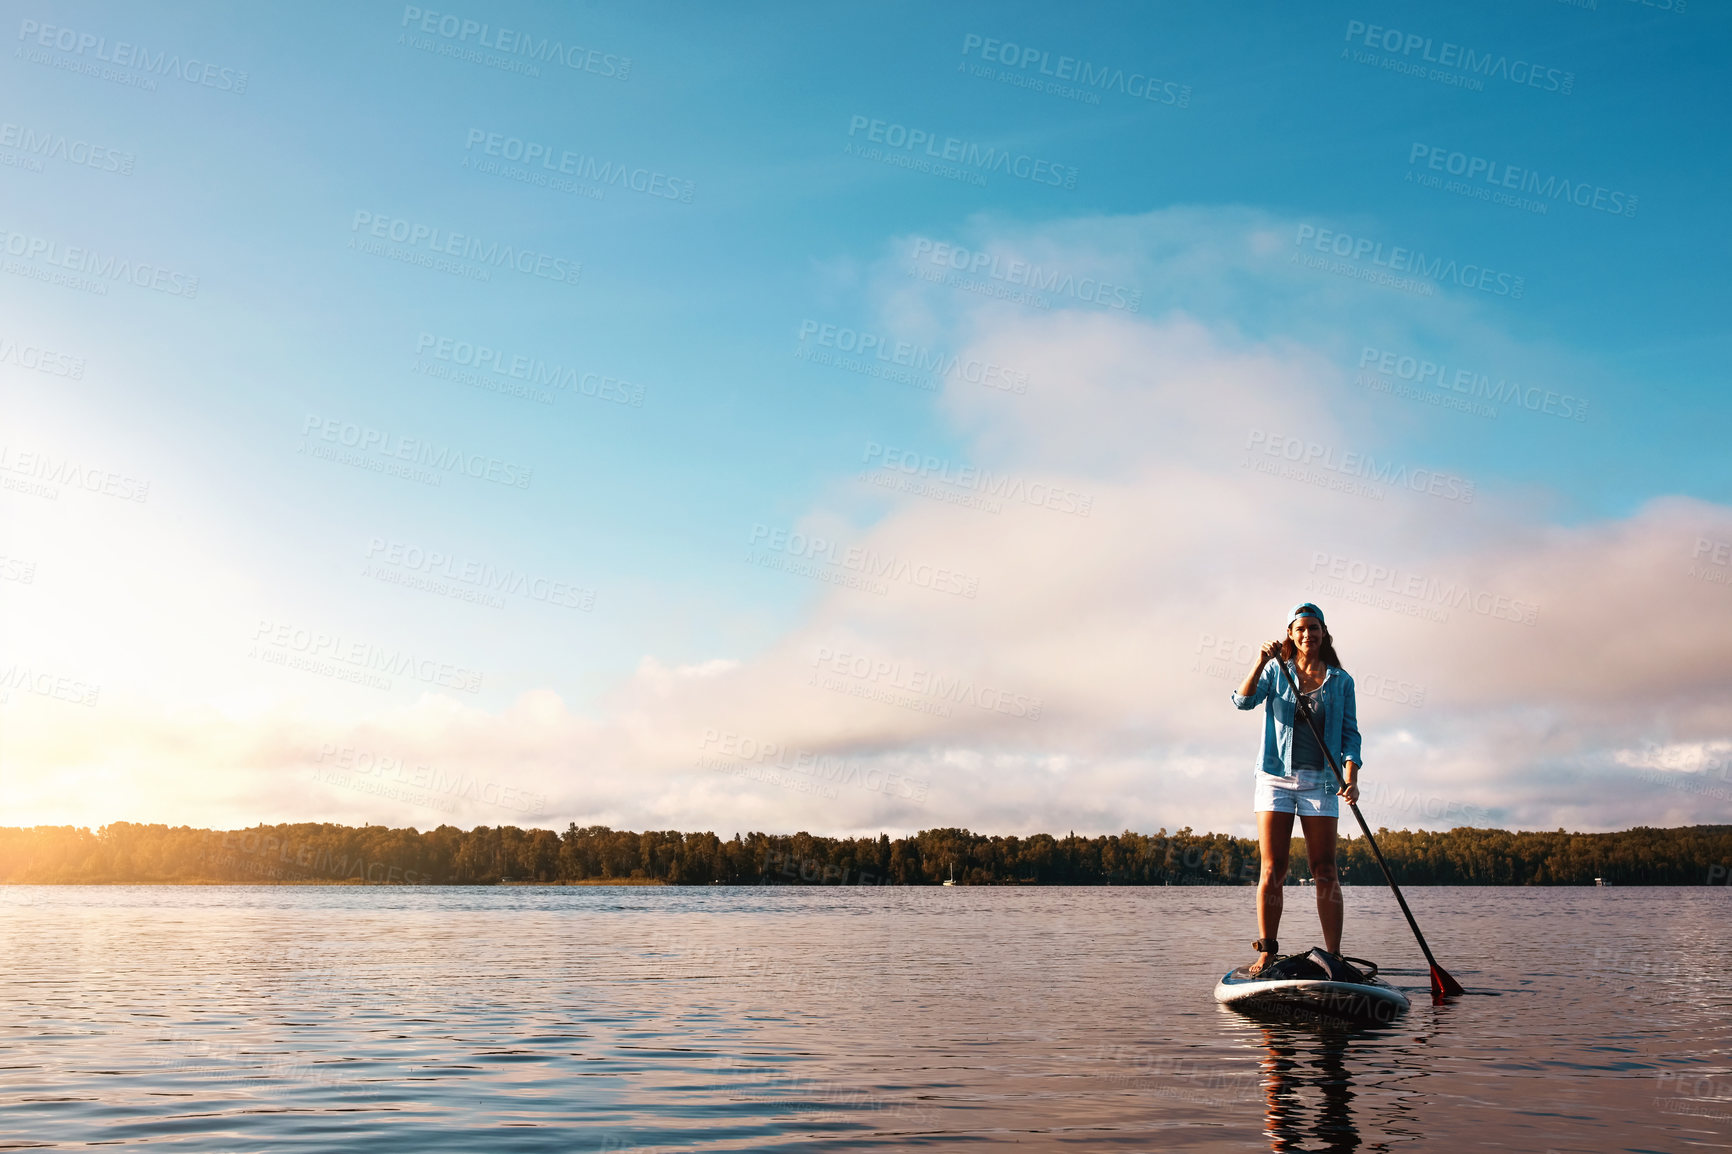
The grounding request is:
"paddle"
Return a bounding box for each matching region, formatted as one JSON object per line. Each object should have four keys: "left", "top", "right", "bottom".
{"left": 1268, "top": 654, "right": 1467, "bottom": 998}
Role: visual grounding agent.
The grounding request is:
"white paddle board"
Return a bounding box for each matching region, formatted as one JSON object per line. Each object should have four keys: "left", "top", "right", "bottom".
{"left": 1214, "top": 951, "right": 1410, "bottom": 1024}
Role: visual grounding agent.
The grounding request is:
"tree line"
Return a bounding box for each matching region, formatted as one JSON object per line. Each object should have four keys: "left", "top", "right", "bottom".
{"left": 0, "top": 821, "right": 1728, "bottom": 886}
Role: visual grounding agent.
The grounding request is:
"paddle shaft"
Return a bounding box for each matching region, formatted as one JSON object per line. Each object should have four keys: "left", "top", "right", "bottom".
{"left": 1267, "top": 656, "right": 1460, "bottom": 991}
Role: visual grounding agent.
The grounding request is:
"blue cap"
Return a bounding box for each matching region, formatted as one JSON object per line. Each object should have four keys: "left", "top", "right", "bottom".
{"left": 1288, "top": 602, "right": 1325, "bottom": 628}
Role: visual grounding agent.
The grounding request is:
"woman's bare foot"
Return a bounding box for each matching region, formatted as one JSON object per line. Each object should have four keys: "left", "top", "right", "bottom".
{"left": 1248, "top": 950, "right": 1275, "bottom": 976}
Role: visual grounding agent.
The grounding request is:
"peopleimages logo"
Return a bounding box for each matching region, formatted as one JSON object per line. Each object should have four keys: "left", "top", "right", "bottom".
{"left": 1293, "top": 224, "right": 1524, "bottom": 300}
{"left": 463, "top": 129, "right": 693, "bottom": 203}
{"left": 1689, "top": 537, "right": 1732, "bottom": 588}
{"left": 910, "top": 238, "right": 1141, "bottom": 312}
{"left": 315, "top": 743, "right": 549, "bottom": 816}
{"left": 364, "top": 537, "right": 596, "bottom": 611}
{"left": 414, "top": 332, "right": 646, "bottom": 407}
{"left": 748, "top": 524, "right": 979, "bottom": 599}
{"left": 203, "top": 830, "right": 431, "bottom": 885}
{"left": 0, "top": 225, "right": 199, "bottom": 298}
{"left": 349, "top": 211, "right": 581, "bottom": 286}
{"left": 959, "top": 33, "right": 1191, "bottom": 107}
{"left": 0, "top": 120, "right": 134, "bottom": 174}
{"left": 300, "top": 414, "right": 534, "bottom": 489}
{"left": 797, "top": 322, "right": 1029, "bottom": 395}
{"left": 0, "top": 334, "right": 84, "bottom": 379}
{"left": 250, "top": 619, "right": 484, "bottom": 694}
{"left": 0, "top": 444, "right": 149, "bottom": 503}
{"left": 1307, "top": 551, "right": 1539, "bottom": 626}
{"left": 1341, "top": 19, "right": 1573, "bottom": 94}
{"left": 1243, "top": 429, "right": 1475, "bottom": 503}
{"left": 0, "top": 554, "right": 36, "bottom": 584}
{"left": 398, "top": 7, "right": 630, "bottom": 78}
{"left": 863, "top": 442, "right": 1091, "bottom": 515}
{"left": 698, "top": 729, "right": 930, "bottom": 803}
{"left": 0, "top": 663, "right": 100, "bottom": 707}
{"left": 1191, "top": 634, "right": 1427, "bottom": 708}
{"left": 845, "top": 115, "right": 1077, "bottom": 189}
{"left": 812, "top": 646, "right": 1043, "bottom": 720}
{"left": 16, "top": 18, "right": 250, "bottom": 93}
{"left": 1693, "top": 538, "right": 1731, "bottom": 568}
{"left": 1407, "top": 143, "right": 1638, "bottom": 218}
{"left": 1357, "top": 346, "right": 1589, "bottom": 422}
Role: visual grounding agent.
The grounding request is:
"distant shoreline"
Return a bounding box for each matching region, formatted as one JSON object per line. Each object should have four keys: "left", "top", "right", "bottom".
{"left": 0, "top": 879, "right": 1700, "bottom": 888}
{"left": 4, "top": 821, "right": 1729, "bottom": 887}
{"left": 0, "top": 877, "right": 673, "bottom": 887}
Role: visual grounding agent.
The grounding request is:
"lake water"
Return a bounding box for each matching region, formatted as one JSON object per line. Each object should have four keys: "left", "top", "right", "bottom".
{"left": 0, "top": 885, "right": 1726, "bottom": 1152}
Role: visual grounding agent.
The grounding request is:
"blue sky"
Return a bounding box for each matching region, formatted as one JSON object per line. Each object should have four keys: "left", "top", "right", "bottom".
{"left": 3, "top": 0, "right": 1729, "bottom": 837}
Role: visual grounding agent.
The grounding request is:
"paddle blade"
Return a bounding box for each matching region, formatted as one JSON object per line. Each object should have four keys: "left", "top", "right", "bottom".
{"left": 1430, "top": 964, "right": 1466, "bottom": 998}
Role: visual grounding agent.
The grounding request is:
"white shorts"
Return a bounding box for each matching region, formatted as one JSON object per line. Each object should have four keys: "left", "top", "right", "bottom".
{"left": 1254, "top": 768, "right": 1340, "bottom": 818}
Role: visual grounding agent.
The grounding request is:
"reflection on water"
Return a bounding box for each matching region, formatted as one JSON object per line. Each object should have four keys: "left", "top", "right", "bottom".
{"left": 1219, "top": 989, "right": 1475, "bottom": 1154}
{"left": 0, "top": 886, "right": 1725, "bottom": 1152}
{"left": 1253, "top": 1021, "right": 1363, "bottom": 1153}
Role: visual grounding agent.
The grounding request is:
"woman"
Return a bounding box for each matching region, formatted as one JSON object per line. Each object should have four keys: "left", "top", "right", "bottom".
{"left": 1231, "top": 602, "right": 1361, "bottom": 976}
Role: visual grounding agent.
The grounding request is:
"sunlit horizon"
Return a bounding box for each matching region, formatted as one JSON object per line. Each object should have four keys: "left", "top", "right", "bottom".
{"left": 2, "top": 1, "right": 1728, "bottom": 841}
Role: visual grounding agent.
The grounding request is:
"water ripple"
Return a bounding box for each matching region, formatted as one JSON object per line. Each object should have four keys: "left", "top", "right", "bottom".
{"left": 0, "top": 886, "right": 1725, "bottom": 1151}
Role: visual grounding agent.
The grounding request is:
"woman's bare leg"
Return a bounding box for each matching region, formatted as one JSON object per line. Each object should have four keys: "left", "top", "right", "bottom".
{"left": 1299, "top": 814, "right": 1341, "bottom": 954}
{"left": 1256, "top": 810, "right": 1295, "bottom": 971}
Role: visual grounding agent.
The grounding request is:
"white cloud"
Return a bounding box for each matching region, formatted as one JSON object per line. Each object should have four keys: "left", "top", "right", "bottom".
{"left": 7, "top": 207, "right": 1730, "bottom": 837}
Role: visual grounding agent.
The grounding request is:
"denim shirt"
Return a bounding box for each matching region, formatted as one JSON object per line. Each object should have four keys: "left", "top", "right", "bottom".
{"left": 1231, "top": 662, "right": 1363, "bottom": 778}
